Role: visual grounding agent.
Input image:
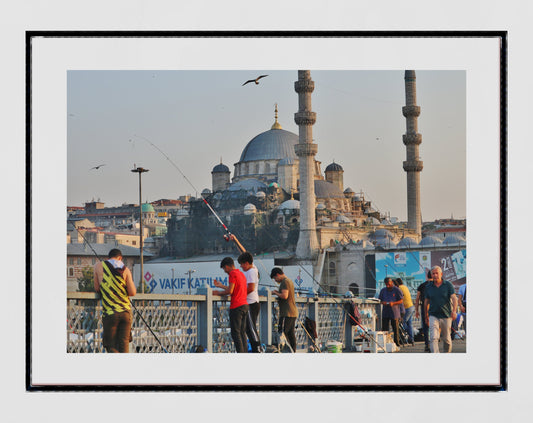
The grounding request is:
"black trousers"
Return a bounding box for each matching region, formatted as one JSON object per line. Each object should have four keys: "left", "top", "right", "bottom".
{"left": 229, "top": 304, "right": 249, "bottom": 353}
{"left": 382, "top": 317, "right": 400, "bottom": 346}
{"left": 246, "top": 302, "right": 261, "bottom": 352}
{"left": 279, "top": 316, "right": 297, "bottom": 352}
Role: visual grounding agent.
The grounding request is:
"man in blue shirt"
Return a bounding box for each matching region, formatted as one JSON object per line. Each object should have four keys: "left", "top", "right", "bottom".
{"left": 378, "top": 277, "right": 404, "bottom": 347}
{"left": 424, "top": 266, "right": 458, "bottom": 353}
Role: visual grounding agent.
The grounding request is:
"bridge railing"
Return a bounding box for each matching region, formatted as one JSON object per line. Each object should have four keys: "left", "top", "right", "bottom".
{"left": 67, "top": 290, "right": 382, "bottom": 353}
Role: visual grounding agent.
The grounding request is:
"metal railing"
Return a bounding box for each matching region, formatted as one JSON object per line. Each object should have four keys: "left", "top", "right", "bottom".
{"left": 67, "top": 290, "right": 382, "bottom": 353}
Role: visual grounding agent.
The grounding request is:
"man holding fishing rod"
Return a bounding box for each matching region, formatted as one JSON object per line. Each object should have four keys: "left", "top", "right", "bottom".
{"left": 213, "top": 256, "right": 249, "bottom": 353}
{"left": 226, "top": 234, "right": 262, "bottom": 353}
{"left": 94, "top": 248, "right": 137, "bottom": 353}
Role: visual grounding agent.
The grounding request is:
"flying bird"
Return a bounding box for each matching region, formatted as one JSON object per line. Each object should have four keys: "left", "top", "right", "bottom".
{"left": 242, "top": 75, "right": 268, "bottom": 86}
{"left": 90, "top": 164, "right": 106, "bottom": 170}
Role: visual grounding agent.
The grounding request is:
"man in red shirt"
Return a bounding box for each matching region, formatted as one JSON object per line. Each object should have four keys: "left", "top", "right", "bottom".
{"left": 213, "top": 257, "right": 249, "bottom": 353}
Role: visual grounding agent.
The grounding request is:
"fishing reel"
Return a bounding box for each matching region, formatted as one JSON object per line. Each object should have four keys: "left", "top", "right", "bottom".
{"left": 223, "top": 232, "right": 233, "bottom": 242}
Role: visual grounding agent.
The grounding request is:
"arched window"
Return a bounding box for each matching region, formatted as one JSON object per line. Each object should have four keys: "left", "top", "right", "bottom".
{"left": 69, "top": 268, "right": 74, "bottom": 277}
{"left": 349, "top": 282, "right": 359, "bottom": 297}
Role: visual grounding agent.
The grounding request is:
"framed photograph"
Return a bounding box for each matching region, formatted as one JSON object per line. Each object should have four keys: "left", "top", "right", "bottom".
{"left": 28, "top": 32, "right": 505, "bottom": 390}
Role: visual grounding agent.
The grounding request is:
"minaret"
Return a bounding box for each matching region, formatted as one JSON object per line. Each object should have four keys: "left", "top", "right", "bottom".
{"left": 294, "top": 70, "right": 319, "bottom": 258}
{"left": 402, "top": 70, "right": 423, "bottom": 236}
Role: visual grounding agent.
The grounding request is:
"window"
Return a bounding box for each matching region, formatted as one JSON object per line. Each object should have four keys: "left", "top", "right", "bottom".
{"left": 349, "top": 283, "right": 359, "bottom": 297}
{"left": 69, "top": 268, "right": 74, "bottom": 276}
{"left": 69, "top": 257, "right": 74, "bottom": 265}
{"left": 77, "top": 257, "right": 81, "bottom": 265}
{"left": 92, "top": 258, "right": 96, "bottom": 265}
{"left": 132, "top": 240, "right": 136, "bottom": 245}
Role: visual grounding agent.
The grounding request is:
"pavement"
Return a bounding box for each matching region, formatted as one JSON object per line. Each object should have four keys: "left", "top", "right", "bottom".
{"left": 396, "top": 338, "right": 466, "bottom": 353}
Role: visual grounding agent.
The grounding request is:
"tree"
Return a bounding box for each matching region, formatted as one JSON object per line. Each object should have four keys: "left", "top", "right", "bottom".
{"left": 77, "top": 266, "right": 95, "bottom": 292}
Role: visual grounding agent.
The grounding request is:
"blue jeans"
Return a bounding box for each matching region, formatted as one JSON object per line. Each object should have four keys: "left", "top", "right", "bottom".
{"left": 403, "top": 306, "right": 415, "bottom": 342}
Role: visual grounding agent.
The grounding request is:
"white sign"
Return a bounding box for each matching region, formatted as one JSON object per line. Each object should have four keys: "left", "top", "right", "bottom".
{"left": 133, "top": 259, "right": 315, "bottom": 294}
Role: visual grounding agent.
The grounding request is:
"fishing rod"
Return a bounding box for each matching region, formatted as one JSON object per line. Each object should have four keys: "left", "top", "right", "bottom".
{"left": 68, "top": 221, "right": 170, "bottom": 353}
{"left": 133, "top": 134, "right": 232, "bottom": 237}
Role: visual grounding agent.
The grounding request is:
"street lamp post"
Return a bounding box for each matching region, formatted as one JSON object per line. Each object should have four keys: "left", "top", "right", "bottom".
{"left": 131, "top": 166, "right": 149, "bottom": 293}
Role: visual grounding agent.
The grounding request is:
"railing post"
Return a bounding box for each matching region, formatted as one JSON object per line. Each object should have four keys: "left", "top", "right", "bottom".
{"left": 307, "top": 294, "right": 319, "bottom": 350}
{"left": 198, "top": 287, "right": 213, "bottom": 352}
{"left": 259, "top": 288, "right": 272, "bottom": 346}
{"left": 344, "top": 299, "right": 354, "bottom": 351}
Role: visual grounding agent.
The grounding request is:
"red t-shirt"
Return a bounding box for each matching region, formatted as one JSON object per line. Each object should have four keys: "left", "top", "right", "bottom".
{"left": 228, "top": 268, "right": 248, "bottom": 309}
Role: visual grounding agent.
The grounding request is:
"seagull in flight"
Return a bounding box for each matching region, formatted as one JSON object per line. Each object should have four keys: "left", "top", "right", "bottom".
{"left": 242, "top": 75, "right": 268, "bottom": 86}
{"left": 90, "top": 164, "right": 106, "bottom": 170}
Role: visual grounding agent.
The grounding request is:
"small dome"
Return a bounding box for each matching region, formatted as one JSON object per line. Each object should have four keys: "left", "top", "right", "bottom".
{"left": 244, "top": 203, "right": 257, "bottom": 215}
{"left": 141, "top": 203, "right": 155, "bottom": 213}
{"left": 336, "top": 214, "right": 352, "bottom": 223}
{"left": 344, "top": 187, "right": 354, "bottom": 194}
{"left": 397, "top": 237, "right": 417, "bottom": 248}
{"left": 325, "top": 162, "right": 344, "bottom": 172}
{"left": 419, "top": 236, "right": 443, "bottom": 247}
{"left": 316, "top": 203, "right": 326, "bottom": 210}
{"left": 371, "top": 228, "right": 394, "bottom": 239}
{"left": 353, "top": 195, "right": 362, "bottom": 202}
{"left": 201, "top": 188, "right": 211, "bottom": 194}
{"left": 366, "top": 217, "right": 381, "bottom": 225}
{"left": 212, "top": 163, "right": 230, "bottom": 173}
{"left": 280, "top": 199, "right": 300, "bottom": 210}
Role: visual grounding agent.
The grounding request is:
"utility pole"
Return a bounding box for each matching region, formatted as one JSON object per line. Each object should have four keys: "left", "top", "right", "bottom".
{"left": 131, "top": 166, "right": 149, "bottom": 293}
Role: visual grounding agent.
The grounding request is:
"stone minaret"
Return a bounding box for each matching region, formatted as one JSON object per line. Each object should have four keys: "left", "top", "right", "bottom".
{"left": 402, "top": 70, "right": 423, "bottom": 236}
{"left": 294, "top": 70, "right": 319, "bottom": 258}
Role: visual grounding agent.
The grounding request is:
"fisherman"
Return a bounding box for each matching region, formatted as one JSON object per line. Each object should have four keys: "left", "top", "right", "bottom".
{"left": 227, "top": 234, "right": 262, "bottom": 353}
{"left": 270, "top": 267, "right": 298, "bottom": 353}
{"left": 424, "top": 265, "right": 458, "bottom": 353}
{"left": 93, "top": 248, "right": 137, "bottom": 353}
{"left": 213, "top": 257, "right": 249, "bottom": 353}
{"left": 378, "top": 277, "right": 404, "bottom": 347}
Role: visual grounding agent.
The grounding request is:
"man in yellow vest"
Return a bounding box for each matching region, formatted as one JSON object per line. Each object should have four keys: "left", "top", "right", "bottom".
{"left": 395, "top": 278, "right": 415, "bottom": 345}
{"left": 94, "top": 248, "right": 137, "bottom": 353}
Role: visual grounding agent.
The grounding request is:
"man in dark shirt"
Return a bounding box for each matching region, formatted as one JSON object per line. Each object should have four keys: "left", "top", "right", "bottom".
{"left": 378, "top": 277, "right": 404, "bottom": 346}
{"left": 415, "top": 270, "right": 432, "bottom": 352}
{"left": 271, "top": 267, "right": 298, "bottom": 353}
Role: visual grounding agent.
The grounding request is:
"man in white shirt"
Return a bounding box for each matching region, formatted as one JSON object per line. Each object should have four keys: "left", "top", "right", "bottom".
{"left": 230, "top": 235, "right": 262, "bottom": 353}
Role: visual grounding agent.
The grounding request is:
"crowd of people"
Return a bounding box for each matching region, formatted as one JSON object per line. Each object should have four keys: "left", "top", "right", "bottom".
{"left": 378, "top": 265, "right": 466, "bottom": 353}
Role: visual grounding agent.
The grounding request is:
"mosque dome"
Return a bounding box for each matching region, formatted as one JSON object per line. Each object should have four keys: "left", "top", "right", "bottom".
{"left": 316, "top": 203, "right": 326, "bottom": 210}
{"left": 314, "top": 180, "right": 345, "bottom": 198}
{"left": 244, "top": 203, "right": 257, "bottom": 215}
{"left": 239, "top": 128, "right": 299, "bottom": 162}
{"left": 280, "top": 199, "right": 300, "bottom": 210}
{"left": 336, "top": 214, "right": 352, "bottom": 223}
{"left": 375, "top": 238, "right": 396, "bottom": 248}
{"left": 344, "top": 187, "right": 354, "bottom": 194}
{"left": 325, "top": 162, "right": 343, "bottom": 172}
{"left": 419, "top": 236, "right": 443, "bottom": 247}
{"left": 397, "top": 237, "right": 418, "bottom": 248}
{"left": 141, "top": 203, "right": 155, "bottom": 213}
{"left": 212, "top": 163, "right": 230, "bottom": 173}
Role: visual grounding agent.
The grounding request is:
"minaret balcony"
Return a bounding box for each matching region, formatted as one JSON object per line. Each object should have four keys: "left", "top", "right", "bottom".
{"left": 403, "top": 160, "right": 424, "bottom": 172}
{"left": 295, "top": 143, "right": 318, "bottom": 157}
{"left": 294, "top": 79, "right": 315, "bottom": 93}
{"left": 402, "top": 105, "right": 421, "bottom": 117}
{"left": 402, "top": 133, "right": 422, "bottom": 145}
{"left": 294, "top": 111, "right": 317, "bottom": 125}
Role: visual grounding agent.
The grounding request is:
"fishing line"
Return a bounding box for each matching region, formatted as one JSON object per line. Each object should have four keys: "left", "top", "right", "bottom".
{"left": 133, "top": 134, "right": 231, "bottom": 236}
{"left": 68, "top": 221, "right": 170, "bottom": 353}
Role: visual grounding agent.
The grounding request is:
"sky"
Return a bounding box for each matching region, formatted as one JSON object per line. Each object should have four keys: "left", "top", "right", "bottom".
{"left": 67, "top": 70, "right": 465, "bottom": 221}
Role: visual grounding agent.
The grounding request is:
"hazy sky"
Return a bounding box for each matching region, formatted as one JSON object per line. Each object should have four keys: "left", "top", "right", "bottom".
{"left": 67, "top": 70, "right": 465, "bottom": 221}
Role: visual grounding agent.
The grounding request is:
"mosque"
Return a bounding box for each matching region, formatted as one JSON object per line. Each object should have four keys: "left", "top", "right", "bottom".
{"left": 165, "top": 70, "right": 421, "bottom": 261}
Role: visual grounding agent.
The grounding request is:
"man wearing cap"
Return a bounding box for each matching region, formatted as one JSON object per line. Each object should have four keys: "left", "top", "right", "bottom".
{"left": 424, "top": 265, "right": 458, "bottom": 353}
{"left": 94, "top": 248, "right": 137, "bottom": 353}
{"left": 271, "top": 267, "right": 298, "bottom": 352}
{"left": 213, "top": 257, "right": 249, "bottom": 353}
